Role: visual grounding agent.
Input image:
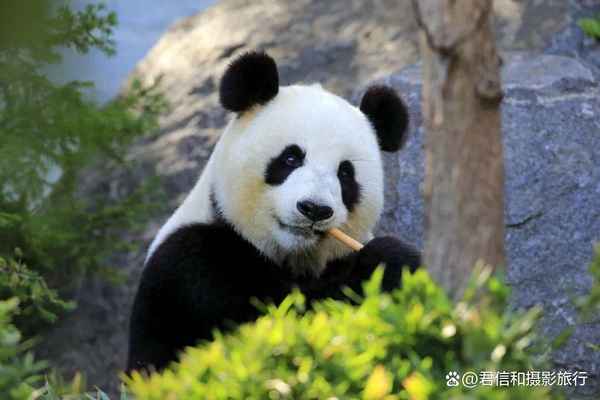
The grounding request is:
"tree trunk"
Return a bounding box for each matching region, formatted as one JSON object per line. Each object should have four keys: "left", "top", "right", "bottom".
{"left": 412, "top": 0, "right": 505, "bottom": 298}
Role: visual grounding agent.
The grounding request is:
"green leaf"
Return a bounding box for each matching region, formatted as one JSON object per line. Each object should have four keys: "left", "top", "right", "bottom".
{"left": 578, "top": 15, "right": 600, "bottom": 39}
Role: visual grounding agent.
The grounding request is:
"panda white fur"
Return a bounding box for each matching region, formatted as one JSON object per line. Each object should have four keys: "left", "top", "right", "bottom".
{"left": 127, "top": 52, "right": 420, "bottom": 372}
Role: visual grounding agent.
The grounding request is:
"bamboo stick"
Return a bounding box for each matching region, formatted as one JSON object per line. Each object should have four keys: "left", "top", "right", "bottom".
{"left": 328, "top": 228, "right": 364, "bottom": 251}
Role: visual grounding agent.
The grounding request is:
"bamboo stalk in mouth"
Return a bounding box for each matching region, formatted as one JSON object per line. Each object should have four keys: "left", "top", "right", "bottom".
{"left": 328, "top": 228, "right": 364, "bottom": 251}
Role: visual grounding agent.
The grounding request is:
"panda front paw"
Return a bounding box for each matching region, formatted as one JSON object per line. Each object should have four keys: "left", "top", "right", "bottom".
{"left": 356, "top": 236, "right": 421, "bottom": 291}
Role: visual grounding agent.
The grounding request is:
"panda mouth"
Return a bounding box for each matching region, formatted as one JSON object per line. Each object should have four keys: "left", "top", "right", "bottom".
{"left": 276, "top": 218, "right": 326, "bottom": 238}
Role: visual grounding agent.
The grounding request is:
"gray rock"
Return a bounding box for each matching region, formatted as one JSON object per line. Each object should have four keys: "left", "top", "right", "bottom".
{"left": 370, "top": 53, "right": 600, "bottom": 399}
{"left": 546, "top": 0, "right": 600, "bottom": 78}
{"left": 36, "top": 0, "right": 598, "bottom": 397}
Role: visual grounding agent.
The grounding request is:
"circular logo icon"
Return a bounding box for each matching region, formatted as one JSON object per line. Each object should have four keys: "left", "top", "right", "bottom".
{"left": 462, "top": 371, "right": 479, "bottom": 389}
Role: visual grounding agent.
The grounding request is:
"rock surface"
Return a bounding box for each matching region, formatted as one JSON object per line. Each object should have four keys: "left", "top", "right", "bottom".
{"left": 373, "top": 52, "right": 600, "bottom": 398}
{"left": 37, "top": 0, "right": 600, "bottom": 397}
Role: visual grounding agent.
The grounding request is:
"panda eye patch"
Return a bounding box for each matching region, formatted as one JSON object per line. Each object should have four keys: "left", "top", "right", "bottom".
{"left": 282, "top": 145, "right": 304, "bottom": 167}
{"left": 338, "top": 160, "right": 360, "bottom": 212}
{"left": 265, "top": 144, "right": 305, "bottom": 185}
{"left": 338, "top": 160, "right": 355, "bottom": 179}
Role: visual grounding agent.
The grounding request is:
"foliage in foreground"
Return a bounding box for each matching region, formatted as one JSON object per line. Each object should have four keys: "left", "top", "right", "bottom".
{"left": 578, "top": 14, "right": 600, "bottom": 39}
{"left": 0, "top": 298, "right": 46, "bottom": 400}
{"left": 0, "top": 256, "right": 75, "bottom": 332}
{"left": 577, "top": 245, "right": 600, "bottom": 323}
{"left": 8, "top": 247, "right": 600, "bottom": 399}
{"left": 127, "top": 267, "right": 555, "bottom": 400}
{"left": 0, "top": 297, "right": 125, "bottom": 400}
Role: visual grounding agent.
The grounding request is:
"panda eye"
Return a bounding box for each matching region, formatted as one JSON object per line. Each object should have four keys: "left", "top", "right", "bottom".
{"left": 285, "top": 154, "right": 302, "bottom": 168}
{"left": 338, "top": 160, "right": 355, "bottom": 179}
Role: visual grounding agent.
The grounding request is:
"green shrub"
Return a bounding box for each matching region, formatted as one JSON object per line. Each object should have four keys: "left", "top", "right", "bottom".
{"left": 33, "top": 374, "right": 130, "bottom": 400}
{"left": 0, "top": 298, "right": 128, "bottom": 400}
{"left": 0, "top": 0, "right": 167, "bottom": 396}
{"left": 577, "top": 245, "right": 600, "bottom": 322}
{"left": 0, "top": 298, "right": 46, "bottom": 400}
{"left": 126, "top": 267, "right": 557, "bottom": 399}
{"left": 0, "top": 255, "right": 74, "bottom": 334}
{"left": 0, "top": 0, "right": 167, "bottom": 333}
{"left": 578, "top": 14, "right": 600, "bottom": 39}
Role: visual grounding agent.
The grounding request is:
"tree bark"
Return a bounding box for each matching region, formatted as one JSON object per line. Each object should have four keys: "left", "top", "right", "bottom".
{"left": 412, "top": 0, "right": 506, "bottom": 298}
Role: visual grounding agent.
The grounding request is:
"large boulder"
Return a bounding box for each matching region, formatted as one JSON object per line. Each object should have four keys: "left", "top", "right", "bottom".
{"left": 373, "top": 53, "right": 600, "bottom": 398}
{"left": 37, "top": 0, "right": 600, "bottom": 397}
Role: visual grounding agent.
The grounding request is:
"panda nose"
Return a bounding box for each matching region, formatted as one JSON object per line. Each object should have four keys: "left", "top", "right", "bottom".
{"left": 297, "top": 200, "right": 334, "bottom": 222}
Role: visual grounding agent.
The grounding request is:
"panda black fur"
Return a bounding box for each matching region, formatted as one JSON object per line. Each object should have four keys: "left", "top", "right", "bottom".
{"left": 127, "top": 51, "right": 421, "bottom": 373}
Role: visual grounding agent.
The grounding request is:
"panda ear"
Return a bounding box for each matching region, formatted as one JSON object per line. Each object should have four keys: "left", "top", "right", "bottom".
{"left": 219, "top": 51, "right": 279, "bottom": 113}
{"left": 359, "top": 85, "right": 409, "bottom": 152}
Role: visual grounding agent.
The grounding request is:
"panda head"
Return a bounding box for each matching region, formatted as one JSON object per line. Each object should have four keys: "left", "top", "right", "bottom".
{"left": 213, "top": 51, "right": 409, "bottom": 273}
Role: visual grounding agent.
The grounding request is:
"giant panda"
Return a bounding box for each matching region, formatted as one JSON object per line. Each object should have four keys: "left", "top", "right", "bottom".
{"left": 127, "top": 51, "right": 420, "bottom": 373}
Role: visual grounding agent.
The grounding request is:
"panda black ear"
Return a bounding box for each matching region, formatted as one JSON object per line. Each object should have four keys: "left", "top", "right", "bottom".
{"left": 219, "top": 51, "right": 279, "bottom": 113}
{"left": 359, "top": 85, "right": 409, "bottom": 152}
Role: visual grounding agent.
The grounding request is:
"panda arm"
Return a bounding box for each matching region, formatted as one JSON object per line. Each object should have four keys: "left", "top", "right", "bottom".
{"left": 127, "top": 292, "right": 180, "bottom": 373}
{"left": 306, "top": 236, "right": 421, "bottom": 301}
{"left": 127, "top": 223, "right": 259, "bottom": 372}
{"left": 126, "top": 222, "right": 292, "bottom": 373}
{"left": 126, "top": 259, "right": 228, "bottom": 373}
{"left": 355, "top": 236, "right": 421, "bottom": 291}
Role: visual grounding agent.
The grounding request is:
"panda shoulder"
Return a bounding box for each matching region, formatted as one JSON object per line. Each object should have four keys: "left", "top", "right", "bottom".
{"left": 144, "top": 223, "right": 239, "bottom": 273}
